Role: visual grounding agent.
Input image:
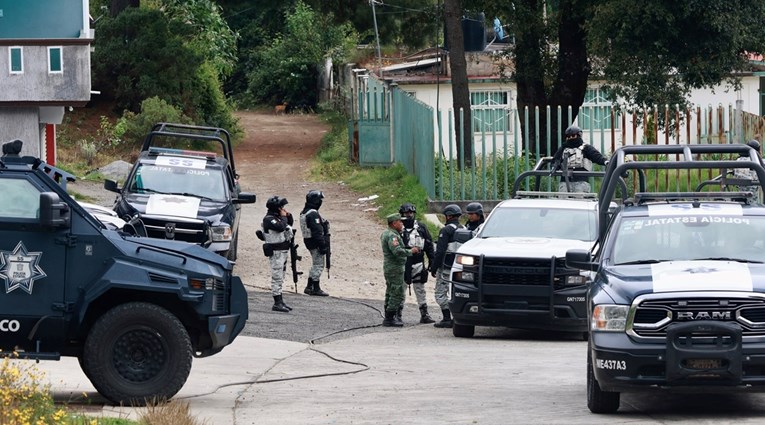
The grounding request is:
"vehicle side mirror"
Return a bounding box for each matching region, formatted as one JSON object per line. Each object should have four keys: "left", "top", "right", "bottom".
{"left": 40, "top": 192, "right": 71, "bottom": 228}
{"left": 453, "top": 228, "right": 474, "bottom": 244}
{"left": 566, "top": 249, "right": 599, "bottom": 272}
{"left": 104, "top": 179, "right": 120, "bottom": 193}
{"left": 233, "top": 192, "right": 256, "bottom": 204}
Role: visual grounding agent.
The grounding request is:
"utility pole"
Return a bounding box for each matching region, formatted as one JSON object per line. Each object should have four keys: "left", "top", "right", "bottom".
{"left": 370, "top": 0, "right": 383, "bottom": 78}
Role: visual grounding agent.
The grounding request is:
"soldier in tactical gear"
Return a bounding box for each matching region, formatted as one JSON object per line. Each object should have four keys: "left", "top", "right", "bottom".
{"left": 262, "top": 196, "right": 294, "bottom": 312}
{"left": 399, "top": 203, "right": 436, "bottom": 324}
{"left": 299, "top": 190, "right": 330, "bottom": 296}
{"left": 465, "top": 202, "right": 485, "bottom": 234}
{"left": 551, "top": 125, "right": 608, "bottom": 193}
{"left": 429, "top": 204, "right": 464, "bottom": 328}
{"left": 381, "top": 213, "right": 420, "bottom": 327}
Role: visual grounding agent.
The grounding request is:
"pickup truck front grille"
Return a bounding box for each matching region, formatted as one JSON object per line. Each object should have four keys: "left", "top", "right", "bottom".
{"left": 630, "top": 295, "right": 765, "bottom": 339}
{"left": 140, "top": 215, "right": 209, "bottom": 245}
{"left": 481, "top": 257, "right": 564, "bottom": 285}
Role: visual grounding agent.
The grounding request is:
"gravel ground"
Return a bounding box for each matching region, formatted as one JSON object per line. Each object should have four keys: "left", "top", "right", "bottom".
{"left": 67, "top": 111, "right": 438, "bottom": 344}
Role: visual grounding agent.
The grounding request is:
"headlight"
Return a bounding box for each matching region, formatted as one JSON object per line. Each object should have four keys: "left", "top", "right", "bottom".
{"left": 455, "top": 254, "right": 476, "bottom": 266}
{"left": 211, "top": 224, "right": 232, "bottom": 241}
{"left": 565, "top": 274, "right": 588, "bottom": 286}
{"left": 591, "top": 305, "right": 629, "bottom": 331}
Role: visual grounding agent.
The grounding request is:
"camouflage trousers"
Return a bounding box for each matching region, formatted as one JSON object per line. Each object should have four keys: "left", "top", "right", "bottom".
{"left": 558, "top": 181, "right": 591, "bottom": 193}
{"left": 434, "top": 268, "right": 450, "bottom": 310}
{"left": 307, "top": 248, "right": 325, "bottom": 280}
{"left": 384, "top": 269, "right": 405, "bottom": 313}
{"left": 410, "top": 282, "right": 427, "bottom": 306}
{"left": 269, "top": 250, "right": 288, "bottom": 296}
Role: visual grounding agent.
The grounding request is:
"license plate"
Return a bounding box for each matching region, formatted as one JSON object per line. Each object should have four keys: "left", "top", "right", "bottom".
{"left": 686, "top": 358, "right": 722, "bottom": 369}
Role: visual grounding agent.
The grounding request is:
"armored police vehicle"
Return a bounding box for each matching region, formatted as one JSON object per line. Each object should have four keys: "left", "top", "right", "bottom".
{"left": 105, "top": 123, "right": 256, "bottom": 261}
{"left": 0, "top": 155, "right": 248, "bottom": 405}
{"left": 449, "top": 159, "right": 625, "bottom": 338}
{"left": 565, "top": 144, "right": 765, "bottom": 413}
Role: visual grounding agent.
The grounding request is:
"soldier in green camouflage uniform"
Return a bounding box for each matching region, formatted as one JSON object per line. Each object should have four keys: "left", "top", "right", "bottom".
{"left": 381, "top": 213, "right": 420, "bottom": 327}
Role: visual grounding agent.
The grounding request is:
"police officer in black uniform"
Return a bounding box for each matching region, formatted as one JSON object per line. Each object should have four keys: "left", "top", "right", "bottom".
{"left": 465, "top": 202, "right": 485, "bottom": 234}
{"left": 429, "top": 204, "right": 464, "bottom": 328}
{"left": 299, "top": 190, "right": 330, "bottom": 296}
{"left": 551, "top": 125, "right": 608, "bottom": 193}
{"left": 262, "top": 196, "right": 294, "bottom": 312}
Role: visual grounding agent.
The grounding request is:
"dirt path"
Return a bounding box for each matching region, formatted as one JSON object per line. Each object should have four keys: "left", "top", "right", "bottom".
{"left": 233, "top": 111, "right": 389, "bottom": 300}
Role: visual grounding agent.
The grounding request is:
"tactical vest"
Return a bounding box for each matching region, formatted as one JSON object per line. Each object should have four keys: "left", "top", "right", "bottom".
{"left": 445, "top": 223, "right": 464, "bottom": 253}
{"left": 564, "top": 144, "right": 592, "bottom": 171}
{"left": 300, "top": 209, "right": 326, "bottom": 240}
{"left": 403, "top": 223, "right": 425, "bottom": 249}
{"left": 262, "top": 215, "right": 291, "bottom": 245}
{"left": 734, "top": 157, "right": 757, "bottom": 181}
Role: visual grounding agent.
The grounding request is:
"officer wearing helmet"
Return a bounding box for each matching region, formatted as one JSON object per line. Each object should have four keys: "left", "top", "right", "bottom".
{"left": 733, "top": 139, "right": 763, "bottom": 202}
{"left": 299, "top": 190, "right": 330, "bottom": 296}
{"left": 465, "top": 202, "right": 485, "bottom": 234}
{"left": 262, "top": 196, "right": 294, "bottom": 312}
{"left": 381, "top": 213, "right": 420, "bottom": 327}
{"left": 429, "top": 204, "right": 464, "bottom": 328}
{"left": 551, "top": 125, "right": 608, "bottom": 193}
{"left": 398, "top": 203, "right": 436, "bottom": 324}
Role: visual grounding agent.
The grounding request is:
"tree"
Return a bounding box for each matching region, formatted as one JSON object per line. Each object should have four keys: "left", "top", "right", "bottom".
{"left": 472, "top": 0, "right": 765, "bottom": 156}
{"left": 444, "top": 0, "right": 473, "bottom": 167}
{"left": 110, "top": 0, "right": 139, "bottom": 17}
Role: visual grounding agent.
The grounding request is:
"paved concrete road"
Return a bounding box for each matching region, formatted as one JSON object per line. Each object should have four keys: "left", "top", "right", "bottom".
{"left": 43, "top": 323, "right": 765, "bottom": 424}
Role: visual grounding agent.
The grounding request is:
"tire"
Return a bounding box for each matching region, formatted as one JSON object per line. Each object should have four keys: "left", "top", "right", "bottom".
{"left": 83, "top": 302, "right": 192, "bottom": 406}
{"left": 452, "top": 323, "right": 475, "bottom": 338}
{"left": 587, "top": 346, "right": 620, "bottom": 413}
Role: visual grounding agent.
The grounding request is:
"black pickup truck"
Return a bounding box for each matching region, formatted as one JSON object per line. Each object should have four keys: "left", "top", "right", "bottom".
{"left": 566, "top": 143, "right": 765, "bottom": 413}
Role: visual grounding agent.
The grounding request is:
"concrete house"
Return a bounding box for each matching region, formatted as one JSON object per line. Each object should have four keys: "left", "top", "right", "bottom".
{"left": 0, "top": 0, "right": 92, "bottom": 163}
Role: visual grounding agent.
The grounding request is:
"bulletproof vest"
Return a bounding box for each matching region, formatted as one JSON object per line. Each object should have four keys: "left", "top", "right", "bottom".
{"left": 403, "top": 223, "right": 425, "bottom": 249}
{"left": 734, "top": 157, "right": 757, "bottom": 181}
{"left": 300, "top": 209, "right": 324, "bottom": 240}
{"left": 263, "top": 215, "right": 291, "bottom": 244}
{"left": 564, "top": 144, "right": 592, "bottom": 171}
{"left": 446, "top": 223, "right": 464, "bottom": 253}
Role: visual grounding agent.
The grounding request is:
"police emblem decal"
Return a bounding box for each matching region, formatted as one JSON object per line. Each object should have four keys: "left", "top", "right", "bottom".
{"left": 0, "top": 241, "right": 47, "bottom": 294}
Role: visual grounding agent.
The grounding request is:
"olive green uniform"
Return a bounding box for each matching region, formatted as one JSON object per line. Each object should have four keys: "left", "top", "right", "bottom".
{"left": 381, "top": 227, "right": 413, "bottom": 313}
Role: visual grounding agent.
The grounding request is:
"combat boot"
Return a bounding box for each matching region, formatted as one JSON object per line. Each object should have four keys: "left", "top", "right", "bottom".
{"left": 303, "top": 278, "right": 315, "bottom": 295}
{"left": 382, "top": 310, "right": 403, "bottom": 327}
{"left": 419, "top": 304, "right": 435, "bottom": 324}
{"left": 434, "top": 308, "right": 453, "bottom": 328}
{"left": 272, "top": 295, "right": 290, "bottom": 313}
{"left": 311, "top": 279, "right": 329, "bottom": 296}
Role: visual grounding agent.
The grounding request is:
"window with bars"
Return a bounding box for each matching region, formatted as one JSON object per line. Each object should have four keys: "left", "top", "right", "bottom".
{"left": 48, "top": 47, "right": 62, "bottom": 73}
{"left": 471, "top": 91, "right": 511, "bottom": 132}
{"left": 579, "top": 88, "right": 618, "bottom": 130}
{"left": 9, "top": 47, "right": 22, "bottom": 74}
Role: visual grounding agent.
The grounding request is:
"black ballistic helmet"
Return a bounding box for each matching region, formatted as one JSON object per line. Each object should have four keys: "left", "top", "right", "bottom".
{"left": 306, "top": 190, "right": 324, "bottom": 204}
{"left": 465, "top": 202, "right": 483, "bottom": 215}
{"left": 442, "top": 204, "right": 462, "bottom": 217}
{"left": 565, "top": 125, "right": 583, "bottom": 138}
{"left": 399, "top": 203, "right": 416, "bottom": 214}
{"left": 266, "top": 195, "right": 287, "bottom": 210}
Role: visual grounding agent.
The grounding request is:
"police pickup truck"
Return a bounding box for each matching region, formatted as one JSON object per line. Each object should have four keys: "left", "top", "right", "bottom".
{"left": 105, "top": 123, "right": 255, "bottom": 261}
{"left": 0, "top": 155, "right": 248, "bottom": 405}
{"left": 449, "top": 159, "right": 625, "bottom": 338}
{"left": 566, "top": 144, "right": 765, "bottom": 413}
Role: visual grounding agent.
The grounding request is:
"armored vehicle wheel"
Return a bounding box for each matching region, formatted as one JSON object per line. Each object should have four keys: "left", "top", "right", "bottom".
{"left": 452, "top": 323, "right": 475, "bottom": 338}
{"left": 83, "top": 302, "right": 192, "bottom": 406}
{"left": 587, "top": 347, "right": 620, "bottom": 413}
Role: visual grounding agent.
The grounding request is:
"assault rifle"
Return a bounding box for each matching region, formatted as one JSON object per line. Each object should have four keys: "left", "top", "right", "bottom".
{"left": 323, "top": 222, "right": 331, "bottom": 278}
{"left": 290, "top": 229, "right": 302, "bottom": 293}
